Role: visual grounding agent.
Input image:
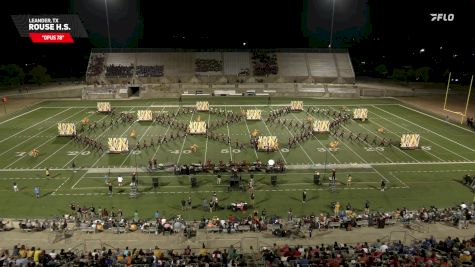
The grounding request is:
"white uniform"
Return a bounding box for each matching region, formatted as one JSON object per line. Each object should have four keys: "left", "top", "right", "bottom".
{"left": 118, "top": 176, "right": 123, "bottom": 186}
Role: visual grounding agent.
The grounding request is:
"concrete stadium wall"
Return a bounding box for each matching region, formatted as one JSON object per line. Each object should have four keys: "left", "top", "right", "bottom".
{"left": 8, "top": 87, "right": 83, "bottom": 99}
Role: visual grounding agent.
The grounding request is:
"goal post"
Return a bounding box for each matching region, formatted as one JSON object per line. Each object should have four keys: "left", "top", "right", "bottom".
{"left": 443, "top": 72, "right": 473, "bottom": 124}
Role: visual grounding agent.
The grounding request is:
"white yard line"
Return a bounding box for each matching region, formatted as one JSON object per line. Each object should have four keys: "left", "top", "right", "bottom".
{"left": 239, "top": 106, "right": 259, "bottom": 160}
{"left": 327, "top": 107, "right": 394, "bottom": 163}
{"left": 0, "top": 107, "right": 72, "bottom": 143}
{"left": 70, "top": 170, "right": 91, "bottom": 190}
{"left": 305, "top": 109, "right": 368, "bottom": 164}
{"left": 176, "top": 112, "right": 195, "bottom": 165}
{"left": 371, "top": 105, "right": 470, "bottom": 161}
{"left": 224, "top": 106, "right": 233, "bottom": 162}
{"left": 119, "top": 107, "right": 165, "bottom": 167}
{"left": 358, "top": 122, "right": 420, "bottom": 162}
{"left": 368, "top": 108, "right": 444, "bottom": 161}
{"left": 398, "top": 104, "right": 475, "bottom": 134}
{"left": 33, "top": 108, "right": 110, "bottom": 169}
{"left": 151, "top": 107, "right": 180, "bottom": 160}
{"left": 388, "top": 172, "right": 410, "bottom": 188}
{"left": 0, "top": 107, "right": 41, "bottom": 125}
{"left": 203, "top": 109, "right": 212, "bottom": 163}
{"left": 258, "top": 107, "right": 288, "bottom": 164}
{"left": 373, "top": 105, "right": 475, "bottom": 154}
{"left": 90, "top": 106, "right": 144, "bottom": 168}
{"left": 268, "top": 107, "right": 314, "bottom": 165}
{"left": 289, "top": 112, "right": 341, "bottom": 164}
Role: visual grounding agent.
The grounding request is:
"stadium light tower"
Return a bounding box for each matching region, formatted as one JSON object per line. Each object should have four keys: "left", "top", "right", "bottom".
{"left": 104, "top": 0, "right": 112, "bottom": 51}
{"left": 329, "top": 0, "right": 336, "bottom": 48}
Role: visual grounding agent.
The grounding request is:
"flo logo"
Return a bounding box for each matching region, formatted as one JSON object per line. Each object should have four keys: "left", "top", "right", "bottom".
{"left": 430, "top": 13, "right": 454, "bottom": 22}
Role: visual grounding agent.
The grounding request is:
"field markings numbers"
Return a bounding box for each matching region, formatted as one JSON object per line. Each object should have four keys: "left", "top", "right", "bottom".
{"left": 119, "top": 106, "right": 165, "bottom": 167}
{"left": 369, "top": 107, "right": 445, "bottom": 161}
{"left": 258, "top": 106, "right": 288, "bottom": 164}
{"left": 239, "top": 106, "right": 259, "bottom": 160}
{"left": 267, "top": 107, "right": 315, "bottom": 165}
{"left": 3, "top": 108, "right": 88, "bottom": 168}
{"left": 328, "top": 107, "right": 394, "bottom": 163}
{"left": 305, "top": 109, "right": 368, "bottom": 164}
{"left": 289, "top": 112, "right": 341, "bottom": 164}
{"left": 176, "top": 110, "right": 195, "bottom": 165}
{"left": 371, "top": 105, "right": 471, "bottom": 161}
{"left": 0, "top": 107, "right": 70, "bottom": 143}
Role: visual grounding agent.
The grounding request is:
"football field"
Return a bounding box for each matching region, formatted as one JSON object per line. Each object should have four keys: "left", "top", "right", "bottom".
{"left": 1, "top": 97, "right": 474, "bottom": 219}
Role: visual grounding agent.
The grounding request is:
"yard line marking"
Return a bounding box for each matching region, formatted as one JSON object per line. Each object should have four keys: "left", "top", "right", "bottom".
{"left": 388, "top": 172, "right": 410, "bottom": 188}
{"left": 70, "top": 170, "right": 91, "bottom": 190}
{"left": 224, "top": 106, "right": 233, "bottom": 162}
{"left": 203, "top": 107, "right": 212, "bottom": 163}
{"left": 357, "top": 121, "right": 420, "bottom": 162}
{"left": 119, "top": 106, "right": 165, "bottom": 167}
{"left": 39, "top": 104, "right": 400, "bottom": 109}
{"left": 328, "top": 107, "right": 394, "bottom": 163}
{"left": 52, "top": 173, "right": 75, "bottom": 195}
{"left": 369, "top": 107, "right": 443, "bottom": 161}
{"left": 90, "top": 104, "right": 149, "bottom": 168}
{"left": 239, "top": 106, "right": 259, "bottom": 160}
{"left": 392, "top": 169, "right": 475, "bottom": 173}
{"left": 373, "top": 105, "right": 475, "bottom": 154}
{"left": 371, "top": 105, "right": 469, "bottom": 161}
{"left": 0, "top": 107, "right": 42, "bottom": 125}
{"left": 258, "top": 106, "right": 287, "bottom": 164}
{"left": 152, "top": 107, "right": 180, "bottom": 160}
{"left": 176, "top": 111, "right": 195, "bottom": 165}
{"left": 0, "top": 107, "right": 72, "bottom": 144}
{"left": 305, "top": 109, "right": 368, "bottom": 164}
{"left": 268, "top": 107, "right": 314, "bottom": 165}
{"left": 398, "top": 103, "right": 475, "bottom": 134}
{"left": 289, "top": 112, "right": 341, "bottom": 164}
{"left": 2, "top": 108, "right": 88, "bottom": 168}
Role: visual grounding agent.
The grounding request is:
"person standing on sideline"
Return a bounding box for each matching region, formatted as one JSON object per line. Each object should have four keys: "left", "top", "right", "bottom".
{"left": 331, "top": 169, "right": 336, "bottom": 180}
{"left": 34, "top": 186, "right": 40, "bottom": 198}
{"left": 104, "top": 173, "right": 109, "bottom": 185}
{"left": 117, "top": 175, "right": 123, "bottom": 187}
{"left": 108, "top": 182, "right": 113, "bottom": 196}
{"left": 216, "top": 174, "right": 221, "bottom": 185}
{"left": 45, "top": 168, "right": 50, "bottom": 178}
{"left": 13, "top": 182, "right": 18, "bottom": 192}
{"left": 380, "top": 180, "right": 386, "bottom": 192}
{"left": 334, "top": 201, "right": 341, "bottom": 216}
{"left": 287, "top": 208, "right": 293, "bottom": 221}
{"left": 346, "top": 174, "right": 352, "bottom": 187}
{"left": 302, "top": 191, "right": 307, "bottom": 204}
{"left": 250, "top": 192, "right": 255, "bottom": 206}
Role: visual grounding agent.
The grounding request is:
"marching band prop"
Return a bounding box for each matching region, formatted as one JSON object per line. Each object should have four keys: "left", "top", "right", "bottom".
{"left": 108, "top": 138, "right": 129, "bottom": 153}
{"left": 257, "top": 136, "right": 279, "bottom": 151}
{"left": 137, "top": 110, "right": 153, "bottom": 121}
{"left": 400, "top": 134, "right": 420, "bottom": 149}
{"left": 290, "top": 101, "right": 304, "bottom": 111}
{"left": 97, "top": 102, "right": 111, "bottom": 113}
{"left": 246, "top": 110, "right": 262, "bottom": 120}
{"left": 57, "top": 123, "right": 76, "bottom": 136}
{"left": 188, "top": 121, "right": 207, "bottom": 135}
{"left": 196, "top": 101, "right": 209, "bottom": 111}
{"left": 312, "top": 120, "right": 330, "bottom": 133}
{"left": 353, "top": 108, "right": 368, "bottom": 121}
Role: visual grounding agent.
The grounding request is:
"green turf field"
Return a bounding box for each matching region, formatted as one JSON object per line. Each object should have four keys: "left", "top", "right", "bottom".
{"left": 0, "top": 97, "right": 474, "bottom": 219}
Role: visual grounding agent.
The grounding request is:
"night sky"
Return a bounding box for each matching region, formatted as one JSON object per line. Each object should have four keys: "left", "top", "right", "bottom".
{"left": 1, "top": 0, "right": 473, "bottom": 80}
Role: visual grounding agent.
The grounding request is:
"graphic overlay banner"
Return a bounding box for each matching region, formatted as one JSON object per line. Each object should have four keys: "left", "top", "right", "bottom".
{"left": 400, "top": 134, "right": 420, "bottom": 149}
{"left": 11, "top": 15, "right": 87, "bottom": 43}
{"left": 196, "top": 101, "right": 210, "bottom": 111}
{"left": 353, "top": 108, "right": 368, "bottom": 120}
{"left": 97, "top": 102, "right": 111, "bottom": 112}
{"left": 290, "top": 101, "right": 304, "bottom": 111}
{"left": 257, "top": 136, "right": 279, "bottom": 151}
{"left": 246, "top": 109, "right": 262, "bottom": 120}
{"left": 57, "top": 123, "right": 76, "bottom": 136}
{"left": 188, "top": 121, "right": 207, "bottom": 134}
{"left": 108, "top": 138, "right": 129, "bottom": 153}
{"left": 137, "top": 110, "right": 153, "bottom": 121}
{"left": 312, "top": 120, "right": 330, "bottom": 133}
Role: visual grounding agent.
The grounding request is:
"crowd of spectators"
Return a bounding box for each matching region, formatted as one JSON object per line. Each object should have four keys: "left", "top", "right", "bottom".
{"left": 195, "top": 59, "right": 223, "bottom": 72}
{"left": 86, "top": 54, "right": 105, "bottom": 77}
{"left": 0, "top": 235, "right": 473, "bottom": 266}
{"left": 136, "top": 65, "right": 164, "bottom": 77}
{"left": 105, "top": 65, "right": 134, "bottom": 78}
{"left": 251, "top": 52, "right": 278, "bottom": 76}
